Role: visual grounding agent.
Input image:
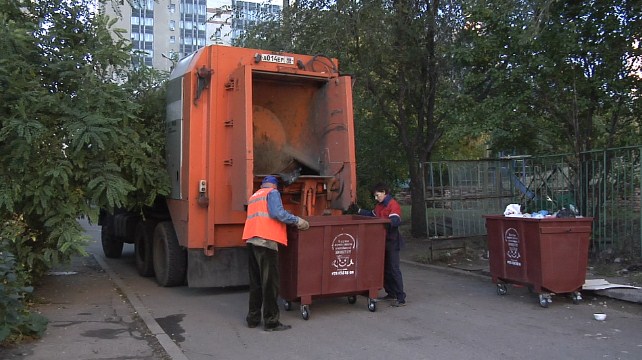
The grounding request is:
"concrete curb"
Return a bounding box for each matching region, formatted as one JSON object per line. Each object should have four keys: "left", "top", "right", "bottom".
{"left": 91, "top": 253, "right": 189, "bottom": 360}
{"left": 401, "top": 258, "right": 491, "bottom": 281}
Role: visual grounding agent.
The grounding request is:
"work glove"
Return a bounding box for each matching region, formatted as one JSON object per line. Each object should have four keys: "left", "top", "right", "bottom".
{"left": 296, "top": 217, "right": 310, "bottom": 230}
{"left": 346, "top": 203, "right": 360, "bottom": 215}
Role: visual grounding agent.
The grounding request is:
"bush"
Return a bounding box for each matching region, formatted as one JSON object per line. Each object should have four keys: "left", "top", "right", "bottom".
{"left": 0, "top": 250, "right": 48, "bottom": 344}
{"left": 0, "top": 0, "right": 170, "bottom": 345}
{"left": 0, "top": 216, "right": 54, "bottom": 345}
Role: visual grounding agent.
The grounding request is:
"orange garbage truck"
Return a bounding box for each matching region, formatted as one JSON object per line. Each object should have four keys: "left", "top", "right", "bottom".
{"left": 99, "top": 45, "right": 357, "bottom": 287}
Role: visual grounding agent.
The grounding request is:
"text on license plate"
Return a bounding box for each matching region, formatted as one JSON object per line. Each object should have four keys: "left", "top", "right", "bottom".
{"left": 260, "top": 54, "right": 295, "bottom": 65}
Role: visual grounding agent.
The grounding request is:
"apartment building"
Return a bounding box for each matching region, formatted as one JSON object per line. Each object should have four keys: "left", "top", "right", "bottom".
{"left": 101, "top": 0, "right": 281, "bottom": 71}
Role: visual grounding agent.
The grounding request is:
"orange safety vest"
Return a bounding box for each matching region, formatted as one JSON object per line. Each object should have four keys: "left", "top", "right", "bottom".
{"left": 242, "top": 187, "right": 288, "bottom": 246}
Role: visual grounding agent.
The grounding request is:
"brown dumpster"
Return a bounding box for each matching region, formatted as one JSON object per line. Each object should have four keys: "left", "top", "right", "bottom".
{"left": 484, "top": 215, "right": 593, "bottom": 308}
{"left": 279, "top": 215, "right": 389, "bottom": 320}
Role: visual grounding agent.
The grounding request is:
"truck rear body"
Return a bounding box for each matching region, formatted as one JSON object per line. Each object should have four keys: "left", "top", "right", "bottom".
{"left": 164, "top": 46, "right": 356, "bottom": 286}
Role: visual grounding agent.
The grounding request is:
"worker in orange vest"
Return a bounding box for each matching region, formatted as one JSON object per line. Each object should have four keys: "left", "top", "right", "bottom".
{"left": 242, "top": 175, "right": 310, "bottom": 331}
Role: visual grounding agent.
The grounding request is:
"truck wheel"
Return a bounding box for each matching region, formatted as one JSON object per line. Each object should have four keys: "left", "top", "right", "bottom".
{"left": 153, "top": 221, "right": 186, "bottom": 287}
{"left": 101, "top": 222, "right": 123, "bottom": 258}
{"left": 134, "top": 221, "right": 156, "bottom": 277}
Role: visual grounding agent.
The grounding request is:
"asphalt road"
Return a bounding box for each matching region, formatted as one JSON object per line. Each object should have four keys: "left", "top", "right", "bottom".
{"left": 83, "top": 221, "right": 642, "bottom": 360}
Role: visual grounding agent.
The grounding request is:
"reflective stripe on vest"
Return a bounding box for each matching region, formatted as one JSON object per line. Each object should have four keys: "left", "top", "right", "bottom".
{"left": 242, "top": 187, "right": 288, "bottom": 246}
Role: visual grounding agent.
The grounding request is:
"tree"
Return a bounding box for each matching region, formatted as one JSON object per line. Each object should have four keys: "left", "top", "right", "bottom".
{"left": 455, "top": 0, "right": 642, "bottom": 155}
{"left": 0, "top": 0, "right": 170, "bottom": 342}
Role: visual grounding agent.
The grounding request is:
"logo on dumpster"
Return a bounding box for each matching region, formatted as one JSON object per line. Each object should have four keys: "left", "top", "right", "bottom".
{"left": 331, "top": 233, "right": 356, "bottom": 276}
{"left": 504, "top": 227, "right": 522, "bottom": 267}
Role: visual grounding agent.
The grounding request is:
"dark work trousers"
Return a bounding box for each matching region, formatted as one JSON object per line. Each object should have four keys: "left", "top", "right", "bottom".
{"left": 384, "top": 236, "right": 406, "bottom": 302}
{"left": 246, "top": 243, "right": 281, "bottom": 328}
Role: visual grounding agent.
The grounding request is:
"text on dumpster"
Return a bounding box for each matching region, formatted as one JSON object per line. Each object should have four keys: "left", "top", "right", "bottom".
{"left": 504, "top": 227, "right": 522, "bottom": 267}
{"left": 331, "top": 233, "right": 356, "bottom": 276}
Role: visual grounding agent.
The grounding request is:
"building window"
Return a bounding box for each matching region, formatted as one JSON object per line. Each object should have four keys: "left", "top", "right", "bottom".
{"left": 169, "top": 20, "right": 175, "bottom": 31}
{"left": 170, "top": 36, "right": 176, "bottom": 44}
{"left": 133, "top": 0, "right": 154, "bottom": 10}
{"left": 168, "top": 3, "right": 176, "bottom": 13}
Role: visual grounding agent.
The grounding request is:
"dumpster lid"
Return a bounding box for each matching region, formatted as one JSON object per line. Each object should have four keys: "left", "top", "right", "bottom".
{"left": 304, "top": 215, "right": 390, "bottom": 226}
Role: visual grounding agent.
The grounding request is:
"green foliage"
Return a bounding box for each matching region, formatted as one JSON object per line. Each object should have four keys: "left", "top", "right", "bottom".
{"left": 455, "top": 0, "right": 642, "bottom": 156}
{"left": 0, "top": 0, "right": 170, "bottom": 343}
{"left": 0, "top": 242, "right": 48, "bottom": 344}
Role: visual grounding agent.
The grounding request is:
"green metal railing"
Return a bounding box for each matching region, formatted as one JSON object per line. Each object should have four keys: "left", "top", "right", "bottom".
{"left": 422, "top": 146, "right": 642, "bottom": 258}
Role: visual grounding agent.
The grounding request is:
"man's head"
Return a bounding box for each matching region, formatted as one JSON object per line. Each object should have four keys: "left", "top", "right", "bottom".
{"left": 261, "top": 175, "right": 279, "bottom": 188}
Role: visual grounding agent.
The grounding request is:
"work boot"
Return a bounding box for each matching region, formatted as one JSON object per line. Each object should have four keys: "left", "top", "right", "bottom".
{"left": 390, "top": 300, "right": 406, "bottom": 307}
{"left": 264, "top": 322, "right": 291, "bottom": 332}
{"left": 246, "top": 315, "right": 260, "bottom": 328}
{"left": 247, "top": 321, "right": 260, "bottom": 328}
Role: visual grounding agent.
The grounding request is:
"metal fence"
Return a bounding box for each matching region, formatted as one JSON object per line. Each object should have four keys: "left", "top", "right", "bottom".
{"left": 422, "top": 146, "right": 642, "bottom": 258}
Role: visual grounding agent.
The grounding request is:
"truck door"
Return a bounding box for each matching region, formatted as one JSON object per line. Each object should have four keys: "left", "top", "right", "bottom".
{"left": 227, "top": 65, "right": 253, "bottom": 211}
{"left": 323, "top": 75, "right": 357, "bottom": 209}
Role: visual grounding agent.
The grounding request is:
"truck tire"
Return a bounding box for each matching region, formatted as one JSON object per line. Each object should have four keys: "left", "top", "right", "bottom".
{"left": 153, "top": 221, "right": 186, "bottom": 287}
{"left": 101, "top": 222, "right": 124, "bottom": 258}
{"left": 134, "top": 220, "right": 156, "bottom": 277}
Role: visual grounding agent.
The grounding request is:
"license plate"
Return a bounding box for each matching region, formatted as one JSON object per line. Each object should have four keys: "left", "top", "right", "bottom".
{"left": 260, "top": 54, "right": 295, "bottom": 65}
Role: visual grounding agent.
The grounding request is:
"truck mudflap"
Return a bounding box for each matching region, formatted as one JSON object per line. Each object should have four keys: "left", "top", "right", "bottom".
{"left": 186, "top": 247, "right": 249, "bottom": 287}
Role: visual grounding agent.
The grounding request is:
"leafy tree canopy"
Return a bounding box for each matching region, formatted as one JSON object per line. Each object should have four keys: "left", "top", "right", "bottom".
{"left": 455, "top": 0, "right": 641, "bottom": 156}
{"left": 0, "top": 0, "right": 170, "bottom": 279}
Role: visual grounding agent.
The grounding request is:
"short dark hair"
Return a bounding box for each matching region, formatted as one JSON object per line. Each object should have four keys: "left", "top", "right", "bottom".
{"left": 371, "top": 182, "right": 390, "bottom": 194}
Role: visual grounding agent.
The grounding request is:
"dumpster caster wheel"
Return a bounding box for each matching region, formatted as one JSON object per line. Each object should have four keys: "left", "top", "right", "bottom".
{"left": 368, "top": 298, "right": 376, "bottom": 312}
{"left": 284, "top": 301, "right": 292, "bottom": 311}
{"left": 496, "top": 284, "right": 508, "bottom": 296}
{"left": 300, "top": 305, "right": 310, "bottom": 320}
{"left": 538, "top": 294, "right": 551, "bottom": 308}
{"left": 348, "top": 296, "right": 357, "bottom": 304}
{"left": 571, "top": 291, "right": 582, "bottom": 304}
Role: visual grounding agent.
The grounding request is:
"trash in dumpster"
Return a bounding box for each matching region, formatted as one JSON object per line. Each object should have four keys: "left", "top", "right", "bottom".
{"left": 556, "top": 206, "right": 577, "bottom": 218}
{"left": 503, "top": 203, "right": 581, "bottom": 219}
{"left": 503, "top": 204, "right": 523, "bottom": 217}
